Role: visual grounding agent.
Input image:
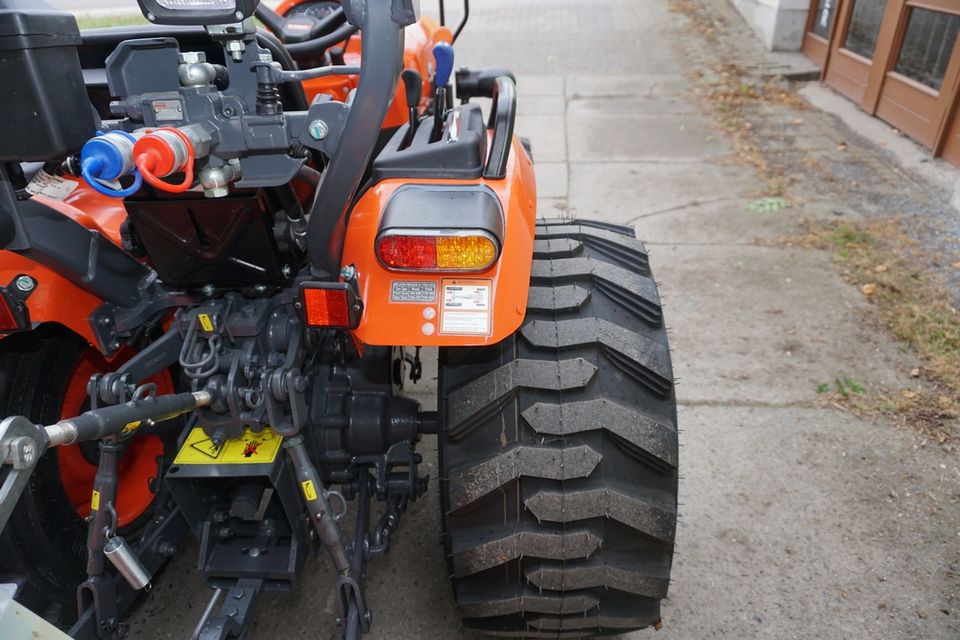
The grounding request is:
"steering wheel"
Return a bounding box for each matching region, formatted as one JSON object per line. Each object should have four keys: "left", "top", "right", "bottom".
{"left": 255, "top": 2, "right": 359, "bottom": 56}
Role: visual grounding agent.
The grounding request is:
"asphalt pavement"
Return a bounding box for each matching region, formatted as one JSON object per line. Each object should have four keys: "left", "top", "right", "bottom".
{"left": 59, "top": 0, "right": 958, "bottom": 638}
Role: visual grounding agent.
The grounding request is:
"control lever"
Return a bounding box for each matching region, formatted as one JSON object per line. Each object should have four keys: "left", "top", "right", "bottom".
{"left": 431, "top": 42, "right": 455, "bottom": 142}
{"left": 401, "top": 69, "right": 423, "bottom": 147}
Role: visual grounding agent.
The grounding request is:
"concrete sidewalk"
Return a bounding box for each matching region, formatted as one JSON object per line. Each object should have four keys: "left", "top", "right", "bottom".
{"left": 125, "top": 1, "right": 959, "bottom": 639}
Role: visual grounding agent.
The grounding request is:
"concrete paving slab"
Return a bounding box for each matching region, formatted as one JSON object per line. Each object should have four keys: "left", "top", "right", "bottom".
{"left": 516, "top": 113, "right": 566, "bottom": 162}
{"left": 631, "top": 199, "right": 798, "bottom": 245}
{"left": 568, "top": 160, "right": 755, "bottom": 221}
{"left": 658, "top": 405, "right": 960, "bottom": 640}
{"left": 516, "top": 94, "right": 566, "bottom": 116}
{"left": 567, "top": 112, "right": 732, "bottom": 162}
{"left": 565, "top": 74, "right": 693, "bottom": 99}
{"left": 567, "top": 94, "right": 701, "bottom": 116}
{"left": 537, "top": 197, "right": 571, "bottom": 218}
{"left": 532, "top": 161, "right": 567, "bottom": 199}
{"left": 656, "top": 244, "right": 916, "bottom": 405}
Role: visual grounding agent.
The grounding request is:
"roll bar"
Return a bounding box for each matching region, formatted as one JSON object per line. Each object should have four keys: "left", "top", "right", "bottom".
{"left": 304, "top": 0, "right": 413, "bottom": 275}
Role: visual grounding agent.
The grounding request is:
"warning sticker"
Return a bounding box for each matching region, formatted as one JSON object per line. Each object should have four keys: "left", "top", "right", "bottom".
{"left": 25, "top": 170, "right": 78, "bottom": 201}
{"left": 440, "top": 280, "right": 492, "bottom": 336}
{"left": 391, "top": 280, "right": 437, "bottom": 303}
{"left": 173, "top": 426, "right": 283, "bottom": 465}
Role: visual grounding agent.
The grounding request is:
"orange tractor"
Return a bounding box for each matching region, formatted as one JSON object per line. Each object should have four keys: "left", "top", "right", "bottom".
{"left": 0, "top": 1, "right": 677, "bottom": 638}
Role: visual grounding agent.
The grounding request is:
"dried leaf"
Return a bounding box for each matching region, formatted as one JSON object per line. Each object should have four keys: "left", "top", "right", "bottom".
{"left": 861, "top": 283, "right": 877, "bottom": 296}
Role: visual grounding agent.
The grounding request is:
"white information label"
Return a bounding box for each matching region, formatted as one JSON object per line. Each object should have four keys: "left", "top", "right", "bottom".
{"left": 441, "top": 281, "right": 492, "bottom": 335}
{"left": 441, "top": 311, "right": 490, "bottom": 335}
{"left": 25, "top": 170, "right": 78, "bottom": 201}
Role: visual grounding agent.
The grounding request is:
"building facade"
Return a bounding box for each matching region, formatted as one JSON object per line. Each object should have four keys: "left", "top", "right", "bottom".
{"left": 734, "top": 0, "right": 960, "bottom": 167}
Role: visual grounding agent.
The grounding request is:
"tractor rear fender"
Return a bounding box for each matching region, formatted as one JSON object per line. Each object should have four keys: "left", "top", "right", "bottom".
{"left": 0, "top": 183, "right": 133, "bottom": 355}
{"left": 342, "top": 136, "right": 537, "bottom": 347}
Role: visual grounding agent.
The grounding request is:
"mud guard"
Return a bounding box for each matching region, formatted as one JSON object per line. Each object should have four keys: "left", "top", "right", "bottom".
{"left": 341, "top": 137, "right": 537, "bottom": 347}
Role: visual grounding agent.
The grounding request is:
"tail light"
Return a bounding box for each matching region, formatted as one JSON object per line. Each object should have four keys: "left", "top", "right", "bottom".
{"left": 376, "top": 231, "right": 499, "bottom": 272}
{"left": 300, "top": 283, "right": 362, "bottom": 329}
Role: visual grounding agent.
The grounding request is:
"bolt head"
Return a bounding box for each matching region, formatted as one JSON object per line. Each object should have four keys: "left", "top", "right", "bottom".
{"left": 178, "top": 51, "right": 206, "bottom": 64}
{"left": 204, "top": 187, "right": 230, "bottom": 199}
{"left": 308, "top": 120, "right": 329, "bottom": 141}
{"left": 14, "top": 275, "right": 34, "bottom": 292}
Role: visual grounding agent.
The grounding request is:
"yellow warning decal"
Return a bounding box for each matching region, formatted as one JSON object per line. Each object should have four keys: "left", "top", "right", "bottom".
{"left": 173, "top": 426, "right": 282, "bottom": 465}
{"left": 198, "top": 313, "right": 215, "bottom": 332}
{"left": 90, "top": 490, "right": 100, "bottom": 511}
{"left": 301, "top": 480, "right": 317, "bottom": 501}
{"left": 121, "top": 420, "right": 141, "bottom": 434}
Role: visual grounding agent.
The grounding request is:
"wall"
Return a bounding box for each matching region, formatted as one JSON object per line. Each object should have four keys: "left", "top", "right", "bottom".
{"left": 728, "top": 0, "right": 809, "bottom": 51}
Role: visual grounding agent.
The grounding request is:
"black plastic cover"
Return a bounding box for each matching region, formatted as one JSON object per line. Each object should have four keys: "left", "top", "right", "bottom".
{"left": 378, "top": 184, "right": 504, "bottom": 246}
{"left": 125, "top": 193, "right": 292, "bottom": 289}
{"left": 0, "top": 9, "right": 96, "bottom": 161}
{"left": 372, "top": 103, "right": 487, "bottom": 183}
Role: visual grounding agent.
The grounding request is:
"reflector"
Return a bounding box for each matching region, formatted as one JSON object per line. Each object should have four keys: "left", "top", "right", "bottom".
{"left": 0, "top": 295, "right": 18, "bottom": 332}
{"left": 0, "top": 289, "right": 26, "bottom": 333}
{"left": 302, "top": 287, "right": 350, "bottom": 327}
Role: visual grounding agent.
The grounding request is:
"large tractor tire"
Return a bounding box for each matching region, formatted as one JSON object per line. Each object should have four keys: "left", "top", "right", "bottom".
{"left": 0, "top": 327, "right": 175, "bottom": 628}
{"left": 439, "top": 219, "right": 678, "bottom": 637}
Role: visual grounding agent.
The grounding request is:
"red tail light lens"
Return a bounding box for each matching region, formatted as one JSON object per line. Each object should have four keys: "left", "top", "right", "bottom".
{"left": 376, "top": 232, "right": 498, "bottom": 272}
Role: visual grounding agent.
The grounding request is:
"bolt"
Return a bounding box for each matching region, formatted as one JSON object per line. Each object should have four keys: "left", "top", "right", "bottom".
{"left": 204, "top": 187, "right": 229, "bottom": 199}
{"left": 201, "top": 284, "right": 216, "bottom": 298}
{"left": 340, "top": 265, "right": 356, "bottom": 280}
{"left": 233, "top": 588, "right": 245, "bottom": 600}
{"left": 282, "top": 264, "right": 292, "bottom": 278}
{"left": 225, "top": 606, "right": 238, "bottom": 617}
{"left": 178, "top": 51, "right": 206, "bottom": 64}
{"left": 253, "top": 284, "right": 268, "bottom": 294}
{"left": 14, "top": 275, "right": 34, "bottom": 293}
{"left": 308, "top": 119, "right": 329, "bottom": 141}
{"left": 157, "top": 542, "right": 177, "bottom": 557}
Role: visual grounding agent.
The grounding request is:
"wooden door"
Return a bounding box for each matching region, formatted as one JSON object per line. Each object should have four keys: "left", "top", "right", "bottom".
{"left": 803, "top": 0, "right": 840, "bottom": 68}
{"left": 824, "top": 0, "right": 890, "bottom": 104}
{"left": 873, "top": 2, "right": 960, "bottom": 148}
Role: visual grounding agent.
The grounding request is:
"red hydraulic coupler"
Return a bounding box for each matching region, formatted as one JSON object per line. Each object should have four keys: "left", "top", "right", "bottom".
{"left": 133, "top": 125, "right": 211, "bottom": 193}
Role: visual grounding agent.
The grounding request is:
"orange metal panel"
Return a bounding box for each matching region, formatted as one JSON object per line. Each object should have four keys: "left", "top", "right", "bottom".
{"left": 0, "top": 183, "right": 131, "bottom": 350}
{"left": 342, "top": 138, "right": 537, "bottom": 347}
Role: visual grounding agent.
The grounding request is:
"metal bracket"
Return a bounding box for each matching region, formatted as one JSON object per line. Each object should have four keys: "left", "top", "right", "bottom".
{"left": 194, "top": 578, "right": 264, "bottom": 640}
{"left": 0, "top": 416, "right": 44, "bottom": 532}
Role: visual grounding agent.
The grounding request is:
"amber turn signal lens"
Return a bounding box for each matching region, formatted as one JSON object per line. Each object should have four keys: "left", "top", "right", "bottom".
{"left": 376, "top": 233, "right": 498, "bottom": 272}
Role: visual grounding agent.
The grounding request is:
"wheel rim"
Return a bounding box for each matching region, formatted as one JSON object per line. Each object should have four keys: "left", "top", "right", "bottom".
{"left": 56, "top": 348, "right": 174, "bottom": 528}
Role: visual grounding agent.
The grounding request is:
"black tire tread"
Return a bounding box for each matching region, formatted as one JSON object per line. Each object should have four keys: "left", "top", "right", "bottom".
{"left": 439, "top": 218, "right": 678, "bottom": 638}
